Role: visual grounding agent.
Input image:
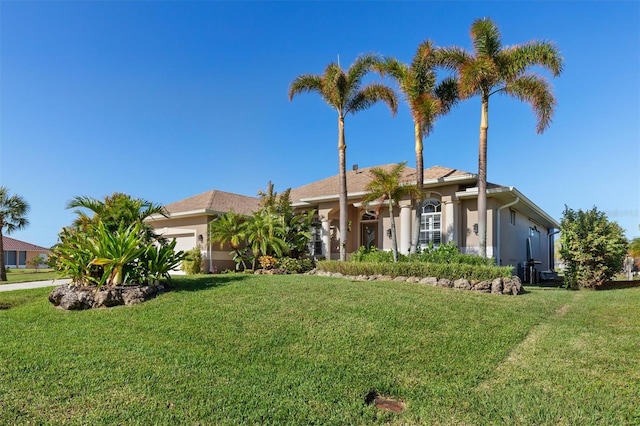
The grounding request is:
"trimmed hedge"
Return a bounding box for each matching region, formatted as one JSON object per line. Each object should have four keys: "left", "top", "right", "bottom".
{"left": 316, "top": 260, "right": 513, "bottom": 281}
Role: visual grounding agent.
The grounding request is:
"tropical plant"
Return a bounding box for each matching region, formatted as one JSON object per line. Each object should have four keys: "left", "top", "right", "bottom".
{"left": 437, "top": 17, "right": 563, "bottom": 257}
{"left": 244, "top": 210, "right": 288, "bottom": 270}
{"left": 208, "top": 210, "right": 249, "bottom": 271}
{"left": 66, "top": 192, "right": 167, "bottom": 239}
{"left": 559, "top": 206, "right": 627, "bottom": 289}
{"left": 362, "top": 162, "right": 421, "bottom": 262}
{"left": 258, "top": 182, "right": 315, "bottom": 259}
{"left": 51, "top": 192, "right": 184, "bottom": 288}
{"left": 139, "top": 239, "right": 185, "bottom": 285}
{"left": 87, "top": 222, "right": 147, "bottom": 287}
{"left": 0, "top": 186, "right": 30, "bottom": 281}
{"left": 289, "top": 54, "right": 398, "bottom": 261}
{"left": 376, "top": 40, "right": 458, "bottom": 253}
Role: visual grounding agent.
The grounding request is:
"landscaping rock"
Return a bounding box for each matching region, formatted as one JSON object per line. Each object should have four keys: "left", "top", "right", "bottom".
{"left": 406, "top": 277, "right": 420, "bottom": 283}
{"left": 49, "top": 283, "right": 164, "bottom": 310}
{"left": 454, "top": 278, "right": 471, "bottom": 290}
{"left": 393, "top": 276, "right": 408, "bottom": 282}
{"left": 437, "top": 278, "right": 453, "bottom": 288}
{"left": 472, "top": 280, "right": 492, "bottom": 292}
{"left": 491, "top": 278, "right": 504, "bottom": 294}
{"left": 421, "top": 277, "right": 438, "bottom": 286}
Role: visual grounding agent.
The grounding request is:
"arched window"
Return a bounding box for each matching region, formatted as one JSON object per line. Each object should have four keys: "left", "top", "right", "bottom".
{"left": 419, "top": 199, "right": 441, "bottom": 247}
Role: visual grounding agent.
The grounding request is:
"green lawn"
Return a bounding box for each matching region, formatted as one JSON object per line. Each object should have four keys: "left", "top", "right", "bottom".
{"left": 1, "top": 268, "right": 59, "bottom": 284}
{"left": 0, "top": 274, "right": 638, "bottom": 425}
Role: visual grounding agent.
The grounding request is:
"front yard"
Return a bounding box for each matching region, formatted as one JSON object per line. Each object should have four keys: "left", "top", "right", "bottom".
{"left": 0, "top": 274, "right": 638, "bottom": 425}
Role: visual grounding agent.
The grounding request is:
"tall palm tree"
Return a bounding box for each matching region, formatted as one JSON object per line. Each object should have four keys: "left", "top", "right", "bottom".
{"left": 363, "top": 162, "right": 420, "bottom": 262}
{"left": 0, "top": 186, "right": 30, "bottom": 281}
{"left": 376, "top": 40, "right": 458, "bottom": 253}
{"left": 437, "top": 18, "right": 563, "bottom": 257}
{"left": 289, "top": 54, "right": 398, "bottom": 261}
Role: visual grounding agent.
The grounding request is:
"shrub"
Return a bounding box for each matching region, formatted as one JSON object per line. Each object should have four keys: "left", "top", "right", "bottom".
{"left": 259, "top": 255, "right": 278, "bottom": 270}
{"left": 277, "top": 257, "right": 315, "bottom": 274}
{"left": 560, "top": 206, "right": 627, "bottom": 289}
{"left": 317, "top": 260, "right": 512, "bottom": 281}
{"left": 181, "top": 248, "right": 203, "bottom": 275}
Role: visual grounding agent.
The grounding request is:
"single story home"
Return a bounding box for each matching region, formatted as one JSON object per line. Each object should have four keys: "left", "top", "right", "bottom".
{"left": 147, "top": 164, "right": 559, "bottom": 277}
{"left": 2, "top": 236, "right": 51, "bottom": 268}
{"left": 147, "top": 189, "right": 261, "bottom": 272}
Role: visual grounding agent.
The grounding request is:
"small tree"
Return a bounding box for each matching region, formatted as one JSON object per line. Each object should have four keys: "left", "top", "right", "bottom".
{"left": 0, "top": 187, "right": 30, "bottom": 281}
{"left": 559, "top": 206, "right": 627, "bottom": 289}
{"left": 27, "top": 255, "right": 46, "bottom": 272}
{"left": 362, "top": 162, "right": 420, "bottom": 262}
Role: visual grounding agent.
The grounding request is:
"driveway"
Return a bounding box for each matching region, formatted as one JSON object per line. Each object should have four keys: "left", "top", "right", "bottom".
{"left": 0, "top": 279, "right": 71, "bottom": 292}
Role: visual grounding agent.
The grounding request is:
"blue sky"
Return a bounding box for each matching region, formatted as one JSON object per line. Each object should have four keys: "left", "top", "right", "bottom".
{"left": 1, "top": 1, "right": 639, "bottom": 249}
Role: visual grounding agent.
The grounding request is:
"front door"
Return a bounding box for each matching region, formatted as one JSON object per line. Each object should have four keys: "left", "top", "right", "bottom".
{"left": 361, "top": 222, "right": 378, "bottom": 250}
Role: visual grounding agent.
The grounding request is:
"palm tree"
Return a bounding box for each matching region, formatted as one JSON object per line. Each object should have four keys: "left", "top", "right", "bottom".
{"left": 0, "top": 187, "right": 30, "bottom": 281}
{"left": 289, "top": 54, "right": 398, "bottom": 261}
{"left": 244, "top": 210, "right": 288, "bottom": 270}
{"left": 362, "top": 162, "right": 420, "bottom": 262}
{"left": 67, "top": 192, "right": 167, "bottom": 239}
{"left": 208, "top": 210, "right": 249, "bottom": 271}
{"left": 376, "top": 40, "right": 458, "bottom": 253}
{"left": 437, "top": 18, "right": 563, "bottom": 257}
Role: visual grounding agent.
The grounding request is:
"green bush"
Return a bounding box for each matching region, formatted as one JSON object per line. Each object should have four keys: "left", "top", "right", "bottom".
{"left": 277, "top": 257, "right": 315, "bottom": 274}
{"left": 181, "top": 248, "right": 203, "bottom": 275}
{"left": 317, "top": 260, "right": 512, "bottom": 281}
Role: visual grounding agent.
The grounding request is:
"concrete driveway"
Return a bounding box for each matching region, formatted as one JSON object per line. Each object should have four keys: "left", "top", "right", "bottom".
{"left": 0, "top": 279, "right": 71, "bottom": 292}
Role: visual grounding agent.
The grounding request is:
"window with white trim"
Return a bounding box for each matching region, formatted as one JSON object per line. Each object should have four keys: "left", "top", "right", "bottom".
{"left": 419, "top": 199, "right": 442, "bottom": 247}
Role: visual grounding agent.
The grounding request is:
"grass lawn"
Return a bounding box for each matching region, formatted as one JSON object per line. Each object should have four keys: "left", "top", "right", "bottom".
{"left": 1, "top": 268, "right": 59, "bottom": 284}
{"left": 0, "top": 274, "right": 638, "bottom": 425}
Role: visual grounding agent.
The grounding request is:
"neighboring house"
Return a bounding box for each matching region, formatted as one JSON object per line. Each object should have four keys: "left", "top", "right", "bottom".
{"left": 150, "top": 164, "right": 559, "bottom": 276}
{"left": 2, "top": 236, "right": 51, "bottom": 268}
{"left": 288, "top": 164, "right": 558, "bottom": 273}
{"left": 146, "top": 189, "right": 261, "bottom": 272}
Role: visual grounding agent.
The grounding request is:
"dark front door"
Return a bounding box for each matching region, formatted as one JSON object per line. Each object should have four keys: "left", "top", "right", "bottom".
{"left": 361, "top": 222, "right": 378, "bottom": 250}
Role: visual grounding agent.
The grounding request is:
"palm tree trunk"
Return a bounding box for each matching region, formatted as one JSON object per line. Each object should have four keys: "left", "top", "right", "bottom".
{"left": 411, "top": 122, "right": 423, "bottom": 254}
{"left": 338, "top": 114, "right": 348, "bottom": 261}
{"left": 389, "top": 198, "right": 399, "bottom": 262}
{"left": 477, "top": 95, "right": 489, "bottom": 258}
{"left": 0, "top": 225, "right": 6, "bottom": 281}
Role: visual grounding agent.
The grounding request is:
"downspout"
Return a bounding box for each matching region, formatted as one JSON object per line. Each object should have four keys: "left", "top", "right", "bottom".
{"left": 548, "top": 229, "right": 560, "bottom": 271}
{"left": 496, "top": 194, "right": 520, "bottom": 265}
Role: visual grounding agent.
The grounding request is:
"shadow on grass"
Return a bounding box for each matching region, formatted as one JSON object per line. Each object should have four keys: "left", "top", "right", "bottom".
{"left": 168, "top": 274, "right": 252, "bottom": 293}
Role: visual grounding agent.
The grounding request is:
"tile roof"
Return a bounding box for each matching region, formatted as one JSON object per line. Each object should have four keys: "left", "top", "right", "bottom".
{"left": 163, "top": 189, "right": 260, "bottom": 216}
{"left": 2, "top": 236, "right": 51, "bottom": 251}
{"left": 289, "top": 164, "right": 474, "bottom": 204}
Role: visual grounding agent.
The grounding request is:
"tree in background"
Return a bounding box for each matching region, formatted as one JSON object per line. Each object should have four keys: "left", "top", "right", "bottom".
{"left": 629, "top": 226, "right": 640, "bottom": 258}
{"left": 258, "top": 181, "right": 315, "bottom": 259}
{"left": 363, "top": 162, "right": 420, "bottom": 262}
{"left": 289, "top": 54, "right": 398, "bottom": 261}
{"left": 438, "top": 17, "right": 563, "bottom": 257}
{"left": 376, "top": 40, "right": 458, "bottom": 253}
{"left": 0, "top": 186, "right": 30, "bottom": 281}
{"left": 27, "top": 254, "right": 46, "bottom": 272}
{"left": 559, "top": 206, "right": 627, "bottom": 289}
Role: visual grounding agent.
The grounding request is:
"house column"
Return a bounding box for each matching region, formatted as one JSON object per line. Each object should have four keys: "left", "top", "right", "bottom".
{"left": 399, "top": 200, "right": 412, "bottom": 255}
{"left": 321, "top": 218, "right": 330, "bottom": 259}
{"left": 443, "top": 196, "right": 459, "bottom": 246}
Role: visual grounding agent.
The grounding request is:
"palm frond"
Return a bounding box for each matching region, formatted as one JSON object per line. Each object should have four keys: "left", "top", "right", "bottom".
{"left": 433, "top": 76, "right": 459, "bottom": 116}
{"left": 470, "top": 18, "right": 502, "bottom": 57}
{"left": 434, "top": 46, "right": 471, "bottom": 72}
{"left": 288, "top": 74, "right": 324, "bottom": 101}
{"left": 346, "top": 83, "right": 398, "bottom": 116}
{"left": 503, "top": 74, "right": 556, "bottom": 133}
{"left": 501, "top": 41, "right": 564, "bottom": 80}
{"left": 346, "top": 54, "right": 380, "bottom": 90}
